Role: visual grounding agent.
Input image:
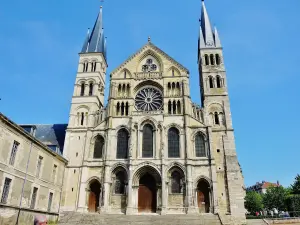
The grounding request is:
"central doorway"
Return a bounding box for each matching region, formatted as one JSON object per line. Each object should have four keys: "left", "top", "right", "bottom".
{"left": 138, "top": 173, "right": 157, "bottom": 213}
{"left": 88, "top": 180, "right": 101, "bottom": 212}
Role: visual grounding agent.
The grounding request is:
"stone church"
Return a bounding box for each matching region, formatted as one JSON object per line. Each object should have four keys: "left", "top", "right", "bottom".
{"left": 59, "top": 0, "right": 246, "bottom": 223}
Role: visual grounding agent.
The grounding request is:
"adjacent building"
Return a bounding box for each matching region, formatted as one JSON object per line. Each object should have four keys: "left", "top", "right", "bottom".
{"left": 0, "top": 113, "right": 68, "bottom": 224}
{"left": 247, "top": 181, "right": 281, "bottom": 194}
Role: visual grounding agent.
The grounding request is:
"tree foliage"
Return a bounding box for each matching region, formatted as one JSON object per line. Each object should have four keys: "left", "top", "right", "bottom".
{"left": 245, "top": 191, "right": 263, "bottom": 214}
{"left": 263, "top": 186, "right": 288, "bottom": 211}
{"left": 291, "top": 174, "right": 300, "bottom": 195}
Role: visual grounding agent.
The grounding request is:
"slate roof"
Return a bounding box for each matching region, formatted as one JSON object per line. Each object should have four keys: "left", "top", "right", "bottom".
{"left": 20, "top": 124, "right": 67, "bottom": 155}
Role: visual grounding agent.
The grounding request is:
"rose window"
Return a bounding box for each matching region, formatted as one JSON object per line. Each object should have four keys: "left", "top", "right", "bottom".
{"left": 142, "top": 58, "right": 157, "bottom": 72}
{"left": 135, "top": 87, "right": 163, "bottom": 111}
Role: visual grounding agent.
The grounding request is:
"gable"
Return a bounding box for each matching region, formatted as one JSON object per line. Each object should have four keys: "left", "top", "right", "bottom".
{"left": 111, "top": 42, "right": 189, "bottom": 79}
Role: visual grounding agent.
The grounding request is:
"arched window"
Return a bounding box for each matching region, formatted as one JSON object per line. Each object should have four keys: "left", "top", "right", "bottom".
{"left": 118, "top": 84, "right": 122, "bottom": 97}
{"left": 210, "top": 54, "right": 215, "bottom": 65}
{"left": 127, "top": 84, "right": 130, "bottom": 97}
{"left": 171, "top": 171, "right": 182, "bottom": 194}
{"left": 216, "top": 76, "right": 222, "bottom": 88}
{"left": 195, "top": 133, "right": 206, "bottom": 157}
{"left": 91, "top": 61, "right": 97, "bottom": 72}
{"left": 121, "top": 102, "right": 125, "bottom": 116}
{"left": 142, "top": 124, "right": 154, "bottom": 158}
{"left": 116, "top": 129, "right": 129, "bottom": 159}
{"left": 80, "top": 83, "right": 85, "bottom": 96}
{"left": 209, "top": 77, "right": 214, "bottom": 88}
{"left": 177, "top": 101, "right": 181, "bottom": 114}
{"left": 214, "top": 112, "right": 220, "bottom": 125}
{"left": 176, "top": 82, "right": 180, "bottom": 96}
{"left": 89, "top": 83, "right": 93, "bottom": 96}
{"left": 173, "top": 100, "right": 177, "bottom": 114}
{"left": 94, "top": 136, "right": 104, "bottom": 159}
{"left": 168, "top": 101, "right": 172, "bottom": 114}
{"left": 216, "top": 54, "right": 221, "bottom": 65}
{"left": 116, "top": 102, "right": 120, "bottom": 116}
{"left": 172, "top": 69, "right": 175, "bottom": 76}
{"left": 168, "top": 128, "right": 180, "bottom": 158}
{"left": 83, "top": 62, "right": 88, "bottom": 72}
{"left": 204, "top": 54, "right": 209, "bottom": 66}
{"left": 124, "top": 71, "right": 127, "bottom": 79}
{"left": 115, "top": 171, "right": 126, "bottom": 194}
{"left": 125, "top": 102, "right": 129, "bottom": 116}
{"left": 80, "top": 112, "right": 85, "bottom": 126}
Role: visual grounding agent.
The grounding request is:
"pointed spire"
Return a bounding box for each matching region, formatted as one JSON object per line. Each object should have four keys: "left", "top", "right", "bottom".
{"left": 214, "top": 27, "right": 222, "bottom": 48}
{"left": 199, "top": 26, "right": 206, "bottom": 49}
{"left": 81, "top": 28, "right": 90, "bottom": 53}
{"left": 200, "top": 0, "right": 215, "bottom": 47}
{"left": 81, "top": 6, "right": 107, "bottom": 60}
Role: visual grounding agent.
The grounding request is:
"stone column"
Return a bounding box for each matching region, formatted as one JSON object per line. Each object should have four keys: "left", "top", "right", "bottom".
{"left": 102, "top": 165, "right": 111, "bottom": 213}
{"left": 186, "top": 165, "right": 197, "bottom": 214}
{"left": 126, "top": 167, "right": 134, "bottom": 215}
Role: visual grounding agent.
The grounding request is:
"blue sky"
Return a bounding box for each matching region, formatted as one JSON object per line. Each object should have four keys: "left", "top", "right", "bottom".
{"left": 0, "top": 0, "right": 299, "bottom": 188}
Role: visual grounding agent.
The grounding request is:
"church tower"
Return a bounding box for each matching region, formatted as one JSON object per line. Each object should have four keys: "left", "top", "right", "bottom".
{"left": 198, "top": 0, "right": 246, "bottom": 223}
{"left": 62, "top": 6, "right": 108, "bottom": 211}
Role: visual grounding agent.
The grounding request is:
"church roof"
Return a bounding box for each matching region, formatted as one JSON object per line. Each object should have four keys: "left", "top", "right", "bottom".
{"left": 111, "top": 40, "right": 189, "bottom": 75}
{"left": 199, "top": 0, "right": 222, "bottom": 49}
{"left": 81, "top": 6, "right": 107, "bottom": 61}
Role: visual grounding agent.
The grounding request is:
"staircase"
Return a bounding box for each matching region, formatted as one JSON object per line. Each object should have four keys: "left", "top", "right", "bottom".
{"left": 247, "top": 219, "right": 267, "bottom": 225}
{"left": 58, "top": 212, "right": 222, "bottom": 225}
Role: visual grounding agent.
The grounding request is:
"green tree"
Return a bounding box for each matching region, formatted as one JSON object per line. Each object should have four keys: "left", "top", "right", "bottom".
{"left": 263, "top": 186, "right": 288, "bottom": 211}
{"left": 291, "top": 174, "right": 300, "bottom": 194}
{"left": 245, "top": 191, "right": 263, "bottom": 214}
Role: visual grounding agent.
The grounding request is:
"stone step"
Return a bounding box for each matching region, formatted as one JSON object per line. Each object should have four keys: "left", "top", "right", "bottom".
{"left": 247, "top": 219, "right": 266, "bottom": 225}
{"left": 58, "top": 212, "right": 222, "bottom": 225}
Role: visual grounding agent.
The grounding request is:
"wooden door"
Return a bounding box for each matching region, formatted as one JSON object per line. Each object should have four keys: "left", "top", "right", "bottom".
{"left": 88, "top": 192, "right": 96, "bottom": 212}
{"left": 197, "top": 191, "right": 205, "bottom": 213}
{"left": 138, "top": 185, "right": 154, "bottom": 212}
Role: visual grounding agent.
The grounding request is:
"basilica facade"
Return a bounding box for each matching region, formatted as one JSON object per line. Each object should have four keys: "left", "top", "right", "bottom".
{"left": 61, "top": 1, "right": 246, "bottom": 223}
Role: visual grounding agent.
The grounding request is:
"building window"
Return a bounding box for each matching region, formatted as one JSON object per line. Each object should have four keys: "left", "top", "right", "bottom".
{"left": 204, "top": 54, "right": 209, "bottom": 66}
{"left": 168, "top": 128, "right": 180, "bottom": 158}
{"left": 30, "top": 187, "right": 38, "bottom": 209}
{"left": 80, "top": 83, "right": 85, "bottom": 96}
{"left": 9, "top": 141, "right": 19, "bottom": 166}
{"left": 216, "top": 76, "right": 222, "bottom": 88}
{"left": 195, "top": 133, "right": 206, "bottom": 157}
{"left": 1, "top": 178, "right": 12, "bottom": 204}
{"left": 210, "top": 54, "right": 215, "bottom": 65}
{"left": 94, "top": 136, "right": 104, "bottom": 159}
{"left": 216, "top": 54, "right": 221, "bottom": 65}
{"left": 116, "top": 129, "right": 129, "bottom": 159}
{"left": 142, "top": 124, "right": 154, "bottom": 158}
{"left": 48, "top": 192, "right": 53, "bottom": 212}
{"left": 171, "top": 171, "right": 182, "bottom": 194}
{"left": 36, "top": 156, "right": 43, "bottom": 178}
{"left": 52, "top": 165, "right": 57, "bottom": 183}
{"left": 209, "top": 76, "right": 214, "bottom": 88}
{"left": 92, "top": 61, "right": 97, "bottom": 72}
{"left": 214, "top": 112, "right": 220, "bottom": 125}
{"left": 115, "top": 171, "right": 126, "bottom": 194}
{"left": 80, "top": 112, "right": 85, "bottom": 126}
{"left": 47, "top": 145, "right": 57, "bottom": 152}
{"left": 83, "top": 62, "right": 88, "bottom": 72}
{"left": 89, "top": 83, "right": 93, "bottom": 96}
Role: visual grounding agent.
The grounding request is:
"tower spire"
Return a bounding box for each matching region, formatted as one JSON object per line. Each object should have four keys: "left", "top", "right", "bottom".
{"left": 200, "top": 0, "right": 214, "bottom": 47}
{"left": 81, "top": 6, "right": 107, "bottom": 61}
